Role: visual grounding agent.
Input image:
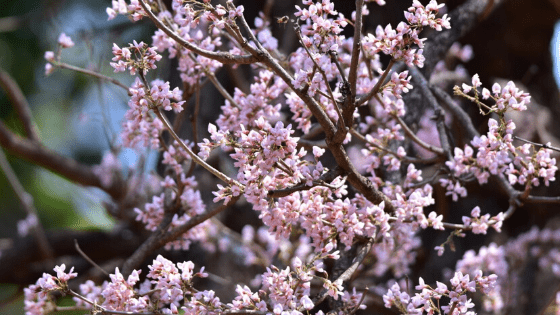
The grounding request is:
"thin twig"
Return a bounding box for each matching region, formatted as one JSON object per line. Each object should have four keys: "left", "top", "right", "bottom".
{"left": 172, "top": 78, "right": 208, "bottom": 134}
{"left": 185, "top": 82, "right": 202, "bottom": 177}
{"left": 236, "top": 13, "right": 337, "bottom": 139}
{"left": 388, "top": 203, "right": 517, "bottom": 231}
{"left": 67, "top": 289, "right": 158, "bottom": 315}
{"left": 154, "top": 108, "right": 241, "bottom": 187}
{"left": 74, "top": 239, "right": 109, "bottom": 276}
{"left": 355, "top": 59, "right": 395, "bottom": 107}
{"left": 431, "top": 85, "right": 478, "bottom": 138}
{"left": 408, "top": 65, "right": 453, "bottom": 160}
{"left": 205, "top": 2, "right": 394, "bottom": 211}
{"left": 121, "top": 205, "right": 177, "bottom": 276}
{"left": 55, "top": 62, "right": 131, "bottom": 94}
{"left": 122, "top": 195, "right": 240, "bottom": 276}
{"left": 429, "top": 84, "right": 522, "bottom": 203}
{"left": 199, "top": 60, "right": 239, "bottom": 109}
{"left": 160, "top": 195, "right": 241, "bottom": 251}
{"left": 391, "top": 112, "right": 445, "bottom": 155}
{"left": 513, "top": 136, "right": 560, "bottom": 153}
{"left": 0, "top": 148, "right": 53, "bottom": 260}
{"left": 310, "top": 238, "right": 374, "bottom": 308}
{"left": 350, "top": 128, "right": 442, "bottom": 164}
{"left": 138, "top": 0, "right": 257, "bottom": 65}
{"left": 347, "top": 287, "right": 367, "bottom": 315}
{"left": 211, "top": 218, "right": 270, "bottom": 267}
{"left": 293, "top": 24, "right": 344, "bottom": 125}
{"left": 268, "top": 167, "right": 344, "bottom": 198}
{"left": 329, "top": 50, "right": 348, "bottom": 85}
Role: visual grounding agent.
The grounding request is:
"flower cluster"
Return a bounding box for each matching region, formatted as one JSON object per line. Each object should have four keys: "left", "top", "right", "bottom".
{"left": 24, "top": 265, "right": 77, "bottom": 314}
{"left": 205, "top": 2, "right": 245, "bottom": 31}
{"left": 253, "top": 12, "right": 279, "bottom": 51}
{"left": 461, "top": 75, "right": 531, "bottom": 113}
{"left": 362, "top": 0, "right": 450, "bottom": 67}
{"left": 148, "top": 79, "right": 185, "bottom": 112}
{"left": 448, "top": 42, "right": 474, "bottom": 63}
{"left": 25, "top": 256, "right": 218, "bottom": 314}
{"left": 200, "top": 112, "right": 399, "bottom": 252}
{"left": 235, "top": 224, "right": 313, "bottom": 267}
{"left": 162, "top": 140, "right": 193, "bottom": 174}
{"left": 92, "top": 150, "right": 122, "bottom": 188}
{"left": 461, "top": 206, "right": 504, "bottom": 235}
{"left": 444, "top": 76, "right": 557, "bottom": 199}
{"left": 451, "top": 227, "right": 560, "bottom": 313}
{"left": 149, "top": 1, "right": 229, "bottom": 86}
{"left": 101, "top": 269, "right": 148, "bottom": 312}
{"left": 120, "top": 77, "right": 185, "bottom": 149}
{"left": 24, "top": 253, "right": 369, "bottom": 315}
{"left": 57, "top": 33, "right": 75, "bottom": 48}
{"left": 384, "top": 271, "right": 498, "bottom": 314}
{"left": 294, "top": 0, "right": 347, "bottom": 53}
{"left": 201, "top": 117, "right": 303, "bottom": 208}
{"left": 107, "top": 0, "right": 154, "bottom": 21}
{"left": 216, "top": 70, "right": 285, "bottom": 133}
{"left": 121, "top": 78, "right": 164, "bottom": 149}
{"left": 134, "top": 173, "right": 211, "bottom": 251}
{"left": 106, "top": 0, "right": 128, "bottom": 20}
{"left": 111, "top": 41, "right": 162, "bottom": 75}
{"left": 361, "top": 121, "right": 406, "bottom": 173}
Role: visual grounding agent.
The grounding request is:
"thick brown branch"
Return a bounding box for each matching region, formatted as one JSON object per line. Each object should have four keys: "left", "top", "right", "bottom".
{"left": 121, "top": 196, "right": 240, "bottom": 276}
{"left": 347, "top": 0, "right": 364, "bottom": 98}
{"left": 0, "top": 67, "right": 39, "bottom": 141}
{"left": 328, "top": 142, "right": 396, "bottom": 212}
{"left": 0, "top": 121, "right": 125, "bottom": 200}
{"left": 234, "top": 16, "right": 393, "bottom": 210}
{"left": 524, "top": 196, "right": 560, "bottom": 204}
{"left": 0, "top": 228, "right": 143, "bottom": 285}
{"left": 268, "top": 167, "right": 344, "bottom": 198}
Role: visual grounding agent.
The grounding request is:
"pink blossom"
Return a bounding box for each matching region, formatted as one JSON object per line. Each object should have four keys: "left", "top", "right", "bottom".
{"left": 44, "top": 63, "right": 54, "bottom": 76}
{"left": 17, "top": 214, "right": 38, "bottom": 237}
{"left": 57, "top": 33, "right": 74, "bottom": 48}
{"left": 44, "top": 51, "right": 55, "bottom": 62}
{"left": 106, "top": 0, "right": 128, "bottom": 20}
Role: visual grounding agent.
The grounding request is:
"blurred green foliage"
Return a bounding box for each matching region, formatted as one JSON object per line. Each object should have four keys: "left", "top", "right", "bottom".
{"left": 0, "top": 0, "right": 153, "bottom": 238}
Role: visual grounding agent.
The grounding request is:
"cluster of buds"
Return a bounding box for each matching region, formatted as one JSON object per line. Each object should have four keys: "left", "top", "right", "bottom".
{"left": 111, "top": 41, "right": 162, "bottom": 75}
